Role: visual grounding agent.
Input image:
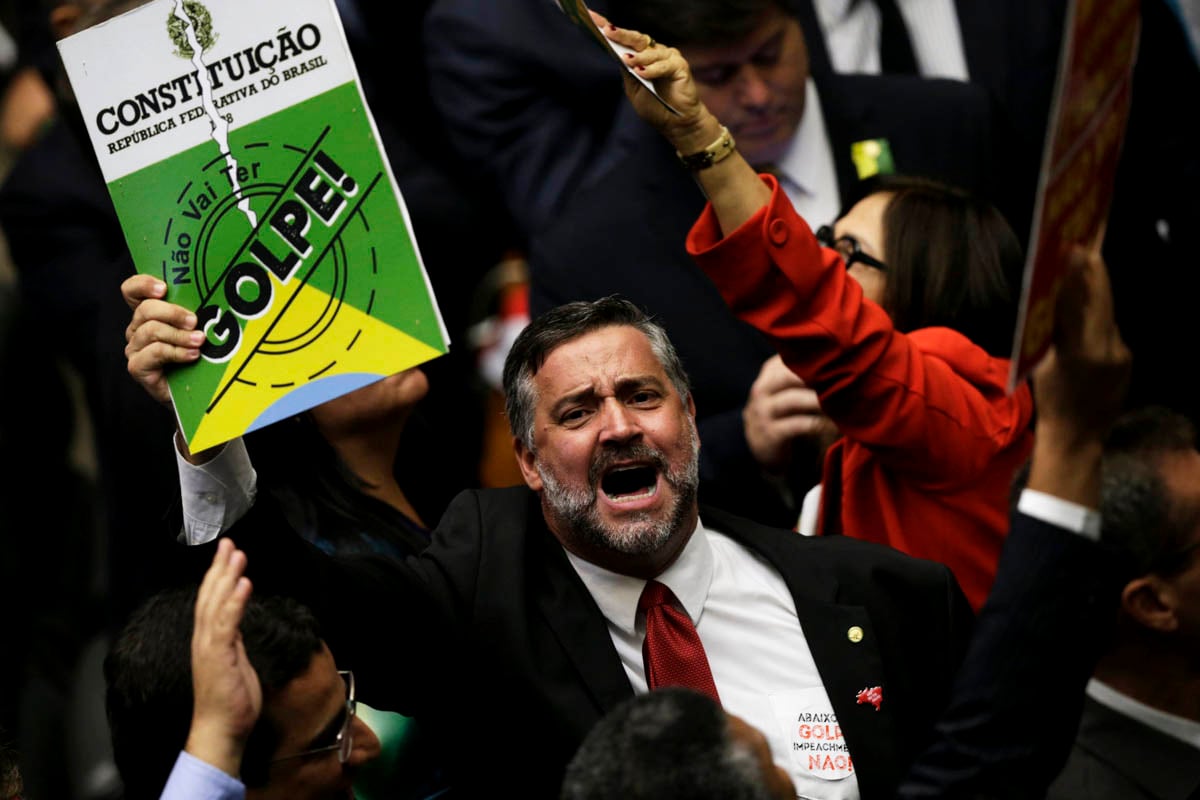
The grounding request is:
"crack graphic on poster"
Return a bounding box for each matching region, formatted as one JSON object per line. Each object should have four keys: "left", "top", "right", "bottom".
{"left": 173, "top": 0, "right": 257, "bottom": 230}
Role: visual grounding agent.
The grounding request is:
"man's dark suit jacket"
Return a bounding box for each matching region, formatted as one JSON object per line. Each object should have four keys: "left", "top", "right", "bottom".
{"left": 1046, "top": 696, "right": 1200, "bottom": 800}
{"left": 528, "top": 72, "right": 994, "bottom": 526}
{"left": 899, "top": 512, "right": 1125, "bottom": 798}
{"left": 423, "top": 0, "right": 631, "bottom": 242}
{"left": 220, "top": 486, "right": 973, "bottom": 798}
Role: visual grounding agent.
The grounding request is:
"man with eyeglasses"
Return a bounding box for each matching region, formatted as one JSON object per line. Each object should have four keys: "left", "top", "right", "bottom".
{"left": 1047, "top": 406, "right": 1200, "bottom": 800}
{"left": 104, "top": 542, "right": 380, "bottom": 800}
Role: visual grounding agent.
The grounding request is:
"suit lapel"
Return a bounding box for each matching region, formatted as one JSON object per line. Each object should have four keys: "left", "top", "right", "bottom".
{"left": 794, "top": 0, "right": 835, "bottom": 79}
{"left": 1077, "top": 697, "right": 1200, "bottom": 798}
{"left": 954, "top": 0, "right": 1009, "bottom": 92}
{"left": 790, "top": 594, "right": 902, "bottom": 798}
{"left": 814, "top": 73, "right": 872, "bottom": 208}
{"left": 702, "top": 505, "right": 904, "bottom": 797}
{"left": 533, "top": 523, "right": 635, "bottom": 717}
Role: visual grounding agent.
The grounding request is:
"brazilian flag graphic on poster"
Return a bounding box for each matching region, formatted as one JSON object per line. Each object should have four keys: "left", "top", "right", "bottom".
{"left": 58, "top": 0, "right": 449, "bottom": 452}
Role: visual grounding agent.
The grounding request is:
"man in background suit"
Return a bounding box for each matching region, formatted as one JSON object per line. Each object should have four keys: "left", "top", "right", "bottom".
{"left": 422, "top": 0, "right": 636, "bottom": 245}
{"left": 1047, "top": 406, "right": 1200, "bottom": 800}
{"left": 529, "top": 0, "right": 996, "bottom": 526}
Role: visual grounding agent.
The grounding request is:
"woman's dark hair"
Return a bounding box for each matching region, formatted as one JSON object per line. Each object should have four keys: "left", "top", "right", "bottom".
{"left": 847, "top": 175, "right": 1021, "bottom": 357}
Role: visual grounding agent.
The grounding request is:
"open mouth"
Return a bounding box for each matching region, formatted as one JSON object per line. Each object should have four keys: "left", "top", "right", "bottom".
{"left": 600, "top": 465, "right": 659, "bottom": 502}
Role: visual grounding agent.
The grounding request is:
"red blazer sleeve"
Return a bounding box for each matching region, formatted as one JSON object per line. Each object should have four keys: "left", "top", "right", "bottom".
{"left": 686, "top": 175, "right": 1032, "bottom": 488}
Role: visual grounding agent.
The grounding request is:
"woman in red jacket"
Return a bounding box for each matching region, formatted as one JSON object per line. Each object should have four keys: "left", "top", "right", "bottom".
{"left": 605, "top": 18, "right": 1034, "bottom": 610}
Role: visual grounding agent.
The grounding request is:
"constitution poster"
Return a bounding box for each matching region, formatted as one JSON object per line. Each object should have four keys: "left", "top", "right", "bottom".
{"left": 1008, "top": 0, "right": 1140, "bottom": 389}
{"left": 58, "top": 0, "right": 449, "bottom": 452}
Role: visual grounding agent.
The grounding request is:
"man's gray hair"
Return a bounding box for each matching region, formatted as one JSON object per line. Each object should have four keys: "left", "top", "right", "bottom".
{"left": 502, "top": 296, "right": 691, "bottom": 450}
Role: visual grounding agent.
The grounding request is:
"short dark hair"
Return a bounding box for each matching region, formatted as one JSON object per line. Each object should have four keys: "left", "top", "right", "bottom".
{"left": 608, "top": 0, "right": 795, "bottom": 48}
{"left": 849, "top": 175, "right": 1019, "bottom": 357}
{"left": 1101, "top": 406, "right": 1200, "bottom": 577}
{"left": 502, "top": 296, "right": 691, "bottom": 450}
{"left": 561, "top": 688, "right": 774, "bottom": 799}
{"left": 104, "top": 584, "right": 324, "bottom": 798}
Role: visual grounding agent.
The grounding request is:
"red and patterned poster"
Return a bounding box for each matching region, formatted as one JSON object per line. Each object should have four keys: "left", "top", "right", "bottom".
{"left": 1008, "top": 0, "right": 1140, "bottom": 389}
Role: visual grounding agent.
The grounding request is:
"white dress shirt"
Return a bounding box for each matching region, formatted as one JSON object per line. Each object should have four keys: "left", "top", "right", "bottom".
{"left": 800, "top": 486, "right": 1101, "bottom": 539}
{"left": 567, "top": 519, "right": 860, "bottom": 799}
{"left": 159, "top": 751, "right": 244, "bottom": 800}
{"left": 176, "top": 438, "right": 256, "bottom": 544}
{"left": 774, "top": 78, "right": 842, "bottom": 230}
{"left": 812, "top": 0, "right": 969, "bottom": 80}
{"left": 1086, "top": 679, "right": 1200, "bottom": 752}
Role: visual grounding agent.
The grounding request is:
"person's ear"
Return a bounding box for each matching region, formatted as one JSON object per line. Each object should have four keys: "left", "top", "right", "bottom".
{"left": 513, "top": 437, "right": 543, "bottom": 492}
{"left": 1121, "top": 575, "right": 1179, "bottom": 633}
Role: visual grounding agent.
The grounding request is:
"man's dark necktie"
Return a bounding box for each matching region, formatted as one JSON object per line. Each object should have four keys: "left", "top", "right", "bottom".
{"left": 870, "top": 0, "right": 919, "bottom": 74}
{"left": 639, "top": 580, "right": 721, "bottom": 703}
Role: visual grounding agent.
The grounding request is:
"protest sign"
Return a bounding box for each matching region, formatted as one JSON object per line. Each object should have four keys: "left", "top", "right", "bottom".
{"left": 58, "top": 0, "right": 448, "bottom": 452}
{"left": 1009, "top": 0, "right": 1140, "bottom": 388}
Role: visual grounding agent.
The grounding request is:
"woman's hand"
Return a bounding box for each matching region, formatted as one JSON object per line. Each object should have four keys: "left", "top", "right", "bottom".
{"left": 591, "top": 11, "right": 770, "bottom": 234}
{"left": 591, "top": 10, "right": 724, "bottom": 156}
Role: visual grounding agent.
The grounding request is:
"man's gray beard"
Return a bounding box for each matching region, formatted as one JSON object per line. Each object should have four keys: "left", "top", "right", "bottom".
{"left": 537, "top": 424, "right": 700, "bottom": 556}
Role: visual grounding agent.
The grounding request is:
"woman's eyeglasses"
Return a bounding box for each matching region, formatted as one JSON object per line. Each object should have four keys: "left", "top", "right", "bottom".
{"left": 816, "top": 225, "right": 888, "bottom": 272}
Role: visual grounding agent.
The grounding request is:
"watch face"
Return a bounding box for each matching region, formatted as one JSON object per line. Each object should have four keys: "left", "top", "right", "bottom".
{"left": 679, "top": 129, "right": 733, "bottom": 170}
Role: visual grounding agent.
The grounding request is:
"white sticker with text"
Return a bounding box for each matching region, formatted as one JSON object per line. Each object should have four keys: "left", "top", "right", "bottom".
{"left": 770, "top": 688, "right": 856, "bottom": 786}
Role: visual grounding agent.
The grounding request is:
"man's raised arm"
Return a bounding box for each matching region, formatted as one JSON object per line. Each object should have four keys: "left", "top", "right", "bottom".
{"left": 122, "top": 274, "right": 257, "bottom": 542}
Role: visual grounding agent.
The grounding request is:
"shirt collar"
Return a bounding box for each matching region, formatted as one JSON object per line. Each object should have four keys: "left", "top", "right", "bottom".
{"left": 565, "top": 517, "right": 715, "bottom": 635}
{"left": 814, "top": 0, "right": 855, "bottom": 26}
{"left": 1087, "top": 679, "right": 1200, "bottom": 751}
{"left": 773, "top": 78, "right": 840, "bottom": 226}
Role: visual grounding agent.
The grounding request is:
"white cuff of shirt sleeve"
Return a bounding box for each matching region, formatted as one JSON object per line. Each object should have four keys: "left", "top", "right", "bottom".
{"left": 160, "top": 751, "right": 245, "bottom": 800}
{"left": 1017, "top": 489, "right": 1102, "bottom": 542}
{"left": 176, "top": 436, "right": 258, "bottom": 545}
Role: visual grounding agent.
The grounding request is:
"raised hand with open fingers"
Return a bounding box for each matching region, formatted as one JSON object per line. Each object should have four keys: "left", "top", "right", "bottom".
{"left": 184, "top": 538, "right": 262, "bottom": 778}
{"left": 1028, "top": 245, "right": 1131, "bottom": 508}
{"left": 1032, "top": 246, "right": 1131, "bottom": 439}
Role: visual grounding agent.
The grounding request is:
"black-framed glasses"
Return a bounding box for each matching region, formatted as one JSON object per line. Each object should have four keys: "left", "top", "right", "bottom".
{"left": 271, "top": 670, "right": 356, "bottom": 764}
{"left": 816, "top": 225, "right": 888, "bottom": 272}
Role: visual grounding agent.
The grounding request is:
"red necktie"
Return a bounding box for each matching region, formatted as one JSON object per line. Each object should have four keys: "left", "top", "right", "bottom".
{"left": 638, "top": 580, "right": 721, "bottom": 703}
